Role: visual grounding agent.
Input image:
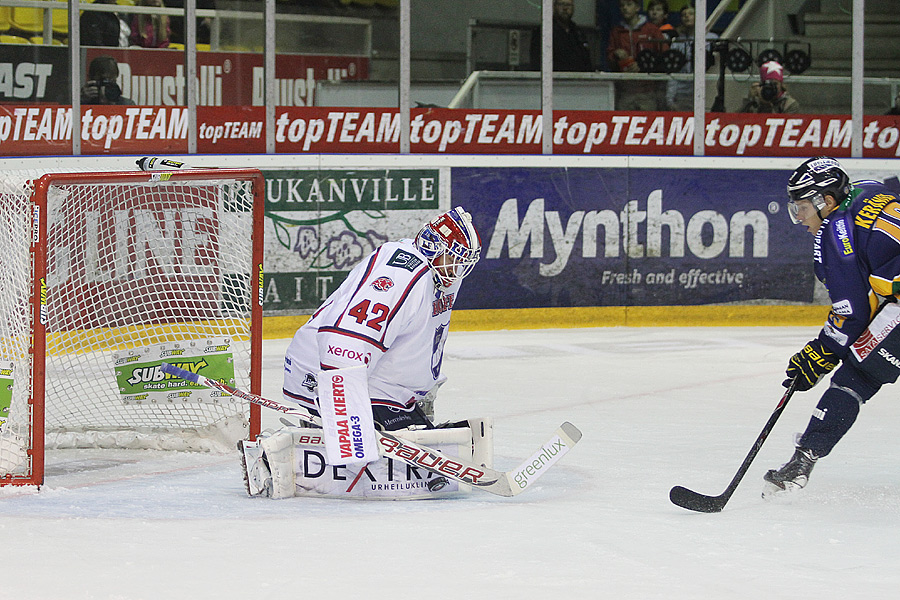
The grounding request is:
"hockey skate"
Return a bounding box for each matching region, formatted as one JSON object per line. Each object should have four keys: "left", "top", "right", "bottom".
{"left": 238, "top": 439, "right": 272, "bottom": 497}
{"left": 762, "top": 447, "right": 818, "bottom": 499}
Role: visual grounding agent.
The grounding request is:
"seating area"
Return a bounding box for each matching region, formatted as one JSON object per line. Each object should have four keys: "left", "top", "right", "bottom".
{"left": 0, "top": 0, "right": 189, "bottom": 46}
{"left": 0, "top": 0, "right": 237, "bottom": 47}
{"left": 0, "top": 1, "right": 68, "bottom": 45}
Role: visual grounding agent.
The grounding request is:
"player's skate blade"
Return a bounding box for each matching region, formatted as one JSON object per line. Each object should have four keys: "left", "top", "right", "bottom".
{"left": 761, "top": 477, "right": 808, "bottom": 500}
{"left": 761, "top": 447, "right": 816, "bottom": 500}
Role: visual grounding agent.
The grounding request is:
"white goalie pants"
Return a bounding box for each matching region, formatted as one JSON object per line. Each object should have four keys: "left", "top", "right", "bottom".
{"left": 257, "top": 419, "right": 493, "bottom": 500}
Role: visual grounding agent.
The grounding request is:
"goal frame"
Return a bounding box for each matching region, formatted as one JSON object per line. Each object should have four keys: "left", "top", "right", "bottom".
{"left": 1, "top": 168, "right": 265, "bottom": 487}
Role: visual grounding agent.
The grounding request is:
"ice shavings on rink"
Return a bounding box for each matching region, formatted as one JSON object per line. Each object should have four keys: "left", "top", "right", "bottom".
{"left": 2, "top": 327, "right": 900, "bottom": 599}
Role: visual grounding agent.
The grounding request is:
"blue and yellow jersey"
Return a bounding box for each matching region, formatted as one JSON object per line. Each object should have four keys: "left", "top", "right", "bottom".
{"left": 813, "top": 181, "right": 900, "bottom": 357}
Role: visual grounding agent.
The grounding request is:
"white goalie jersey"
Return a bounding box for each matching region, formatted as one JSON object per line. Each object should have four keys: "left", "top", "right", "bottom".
{"left": 283, "top": 239, "right": 460, "bottom": 416}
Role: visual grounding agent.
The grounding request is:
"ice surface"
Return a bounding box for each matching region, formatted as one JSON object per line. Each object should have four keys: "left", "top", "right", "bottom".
{"left": 2, "top": 327, "right": 899, "bottom": 600}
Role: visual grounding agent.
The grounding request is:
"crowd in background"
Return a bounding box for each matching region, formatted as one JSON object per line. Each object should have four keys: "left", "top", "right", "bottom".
{"left": 80, "top": 0, "right": 214, "bottom": 48}
{"left": 539, "top": 0, "right": 793, "bottom": 113}
{"left": 54, "top": 0, "right": 900, "bottom": 114}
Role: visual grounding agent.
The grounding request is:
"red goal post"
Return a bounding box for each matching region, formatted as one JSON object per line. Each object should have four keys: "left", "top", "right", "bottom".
{"left": 0, "top": 168, "right": 265, "bottom": 487}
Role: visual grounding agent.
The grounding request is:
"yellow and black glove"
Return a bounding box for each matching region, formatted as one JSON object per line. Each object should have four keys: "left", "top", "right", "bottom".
{"left": 784, "top": 339, "right": 838, "bottom": 391}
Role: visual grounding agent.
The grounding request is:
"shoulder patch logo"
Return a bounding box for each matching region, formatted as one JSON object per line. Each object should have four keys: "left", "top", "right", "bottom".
{"left": 371, "top": 276, "right": 394, "bottom": 292}
{"left": 832, "top": 299, "right": 853, "bottom": 316}
{"left": 387, "top": 249, "right": 424, "bottom": 272}
{"left": 834, "top": 218, "right": 854, "bottom": 255}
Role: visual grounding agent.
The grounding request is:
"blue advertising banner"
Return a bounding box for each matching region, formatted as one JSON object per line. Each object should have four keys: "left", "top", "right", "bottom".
{"left": 451, "top": 167, "right": 814, "bottom": 309}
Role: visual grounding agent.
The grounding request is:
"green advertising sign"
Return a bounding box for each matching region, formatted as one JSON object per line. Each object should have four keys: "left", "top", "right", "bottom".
{"left": 113, "top": 339, "right": 239, "bottom": 404}
{"left": 0, "top": 360, "right": 12, "bottom": 429}
{"left": 261, "top": 167, "right": 448, "bottom": 313}
{"left": 264, "top": 169, "right": 440, "bottom": 212}
{"left": 263, "top": 271, "right": 350, "bottom": 311}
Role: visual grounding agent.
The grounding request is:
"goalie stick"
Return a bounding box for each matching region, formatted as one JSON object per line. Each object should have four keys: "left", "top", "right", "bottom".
{"left": 669, "top": 378, "right": 799, "bottom": 513}
{"left": 160, "top": 363, "right": 582, "bottom": 497}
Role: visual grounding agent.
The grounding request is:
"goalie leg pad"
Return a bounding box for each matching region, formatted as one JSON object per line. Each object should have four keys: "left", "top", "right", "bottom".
{"left": 467, "top": 417, "right": 494, "bottom": 469}
{"left": 238, "top": 439, "right": 272, "bottom": 497}
{"left": 401, "top": 417, "right": 494, "bottom": 470}
{"left": 259, "top": 428, "right": 298, "bottom": 499}
{"left": 286, "top": 419, "right": 493, "bottom": 499}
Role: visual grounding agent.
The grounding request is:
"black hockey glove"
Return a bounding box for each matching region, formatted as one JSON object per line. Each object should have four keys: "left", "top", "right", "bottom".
{"left": 784, "top": 339, "right": 838, "bottom": 391}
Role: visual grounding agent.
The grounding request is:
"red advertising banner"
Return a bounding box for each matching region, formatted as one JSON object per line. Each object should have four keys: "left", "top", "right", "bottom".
{"left": 268, "top": 108, "right": 900, "bottom": 157}
{"left": 83, "top": 48, "right": 369, "bottom": 108}
{"left": 3, "top": 106, "right": 900, "bottom": 157}
{"left": 197, "top": 106, "right": 263, "bottom": 154}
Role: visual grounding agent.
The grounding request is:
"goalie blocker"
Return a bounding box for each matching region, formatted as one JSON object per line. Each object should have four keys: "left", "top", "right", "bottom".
{"left": 240, "top": 418, "right": 494, "bottom": 500}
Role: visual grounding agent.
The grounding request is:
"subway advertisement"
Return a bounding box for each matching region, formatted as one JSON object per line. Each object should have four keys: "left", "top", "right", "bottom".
{"left": 261, "top": 165, "right": 814, "bottom": 312}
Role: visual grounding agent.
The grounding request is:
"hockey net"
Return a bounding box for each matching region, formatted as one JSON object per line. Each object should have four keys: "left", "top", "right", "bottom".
{"left": 0, "top": 168, "right": 264, "bottom": 486}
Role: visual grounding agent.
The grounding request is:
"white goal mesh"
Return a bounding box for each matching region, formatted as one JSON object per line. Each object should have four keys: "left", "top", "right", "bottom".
{"left": 0, "top": 168, "right": 263, "bottom": 485}
{"left": 0, "top": 174, "right": 35, "bottom": 477}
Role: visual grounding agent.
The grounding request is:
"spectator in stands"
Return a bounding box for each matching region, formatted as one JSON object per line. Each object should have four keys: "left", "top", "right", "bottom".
{"left": 80, "top": 0, "right": 129, "bottom": 47}
{"left": 739, "top": 60, "right": 800, "bottom": 114}
{"left": 647, "top": 0, "right": 675, "bottom": 40}
{"left": 665, "top": 3, "right": 717, "bottom": 111}
{"left": 164, "top": 0, "right": 215, "bottom": 46}
{"left": 130, "top": 0, "right": 171, "bottom": 48}
{"left": 595, "top": 0, "right": 622, "bottom": 71}
{"left": 886, "top": 91, "right": 900, "bottom": 115}
{"left": 80, "top": 56, "right": 134, "bottom": 105}
{"left": 607, "top": 0, "right": 666, "bottom": 110}
{"left": 531, "top": 0, "right": 594, "bottom": 72}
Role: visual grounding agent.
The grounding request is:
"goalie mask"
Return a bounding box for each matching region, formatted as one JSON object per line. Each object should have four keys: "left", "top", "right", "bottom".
{"left": 415, "top": 207, "right": 481, "bottom": 290}
{"left": 787, "top": 156, "right": 851, "bottom": 224}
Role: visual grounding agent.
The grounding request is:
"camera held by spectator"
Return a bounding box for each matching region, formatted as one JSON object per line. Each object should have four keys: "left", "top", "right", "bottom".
{"left": 760, "top": 78, "right": 779, "bottom": 103}
{"left": 81, "top": 56, "right": 134, "bottom": 105}
{"left": 739, "top": 60, "right": 800, "bottom": 114}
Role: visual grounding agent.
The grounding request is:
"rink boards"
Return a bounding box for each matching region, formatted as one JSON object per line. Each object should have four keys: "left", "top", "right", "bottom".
{"left": 3, "top": 154, "right": 897, "bottom": 332}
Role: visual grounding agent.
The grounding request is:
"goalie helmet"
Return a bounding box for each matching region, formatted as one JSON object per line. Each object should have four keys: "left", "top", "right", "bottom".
{"left": 415, "top": 207, "right": 481, "bottom": 290}
{"left": 786, "top": 156, "right": 851, "bottom": 224}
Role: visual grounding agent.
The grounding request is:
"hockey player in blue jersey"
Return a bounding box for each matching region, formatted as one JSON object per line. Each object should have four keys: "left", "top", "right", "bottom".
{"left": 764, "top": 157, "right": 900, "bottom": 497}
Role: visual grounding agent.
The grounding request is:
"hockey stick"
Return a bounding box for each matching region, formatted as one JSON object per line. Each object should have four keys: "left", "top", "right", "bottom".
{"left": 669, "top": 378, "right": 799, "bottom": 513}
{"left": 160, "top": 363, "right": 581, "bottom": 497}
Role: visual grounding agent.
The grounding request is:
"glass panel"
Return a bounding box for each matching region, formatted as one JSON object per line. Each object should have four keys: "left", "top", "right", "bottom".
{"left": 427, "top": 1, "right": 541, "bottom": 111}
{"left": 305, "top": 2, "right": 390, "bottom": 109}
{"left": 86, "top": 0, "right": 189, "bottom": 106}
{"left": 771, "top": 0, "right": 846, "bottom": 116}
{"left": 76, "top": 1, "right": 183, "bottom": 154}
{"left": 605, "top": 0, "right": 667, "bottom": 111}
{"left": 864, "top": 0, "right": 899, "bottom": 116}
{"left": 270, "top": 1, "right": 381, "bottom": 156}
{"left": 710, "top": 0, "right": 859, "bottom": 116}
{"left": 550, "top": 0, "right": 608, "bottom": 111}
{"left": 0, "top": 2, "right": 72, "bottom": 155}
{"left": 663, "top": 1, "right": 704, "bottom": 114}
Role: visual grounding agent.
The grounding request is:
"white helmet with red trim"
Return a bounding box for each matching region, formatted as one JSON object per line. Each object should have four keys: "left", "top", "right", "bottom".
{"left": 414, "top": 206, "right": 482, "bottom": 290}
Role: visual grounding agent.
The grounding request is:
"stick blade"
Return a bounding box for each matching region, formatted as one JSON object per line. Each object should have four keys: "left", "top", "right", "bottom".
{"left": 160, "top": 362, "right": 200, "bottom": 384}
{"left": 669, "top": 485, "right": 726, "bottom": 513}
{"left": 504, "top": 422, "right": 583, "bottom": 496}
{"left": 559, "top": 421, "right": 583, "bottom": 444}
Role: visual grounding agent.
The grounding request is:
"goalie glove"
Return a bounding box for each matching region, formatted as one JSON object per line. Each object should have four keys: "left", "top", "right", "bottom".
{"left": 784, "top": 339, "right": 838, "bottom": 391}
